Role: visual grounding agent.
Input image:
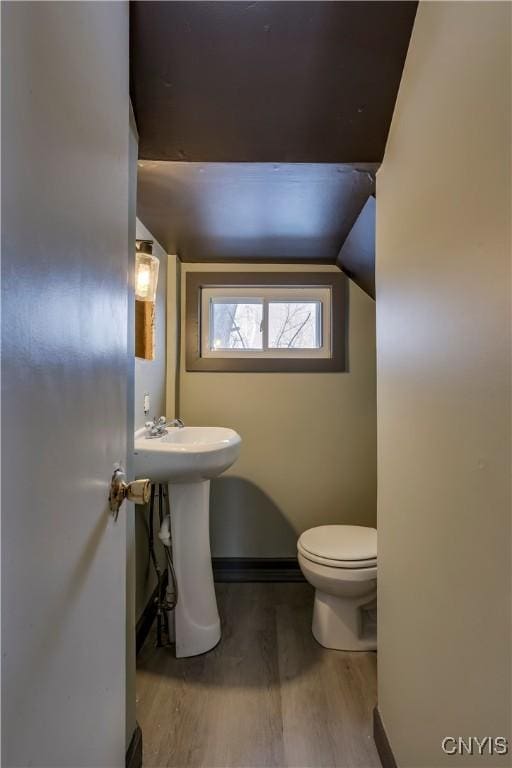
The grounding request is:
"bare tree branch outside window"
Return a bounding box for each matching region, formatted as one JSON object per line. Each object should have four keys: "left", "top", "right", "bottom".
{"left": 211, "top": 302, "right": 263, "bottom": 349}
{"left": 269, "top": 302, "right": 319, "bottom": 349}
{"left": 211, "top": 299, "right": 320, "bottom": 351}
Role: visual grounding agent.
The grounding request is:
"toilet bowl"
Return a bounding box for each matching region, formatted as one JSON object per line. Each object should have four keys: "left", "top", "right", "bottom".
{"left": 297, "top": 525, "right": 377, "bottom": 652}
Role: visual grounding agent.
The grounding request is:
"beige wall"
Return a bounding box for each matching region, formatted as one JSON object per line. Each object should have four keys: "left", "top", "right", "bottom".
{"left": 178, "top": 263, "right": 377, "bottom": 558}
{"left": 166, "top": 255, "right": 181, "bottom": 420}
{"left": 376, "top": 2, "right": 511, "bottom": 765}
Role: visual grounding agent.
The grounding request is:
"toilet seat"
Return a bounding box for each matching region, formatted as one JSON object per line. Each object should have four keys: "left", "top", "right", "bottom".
{"left": 298, "top": 525, "right": 377, "bottom": 569}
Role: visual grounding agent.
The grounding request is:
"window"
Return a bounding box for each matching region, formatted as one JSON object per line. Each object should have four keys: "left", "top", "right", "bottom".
{"left": 202, "top": 287, "right": 331, "bottom": 359}
{"left": 186, "top": 272, "right": 347, "bottom": 372}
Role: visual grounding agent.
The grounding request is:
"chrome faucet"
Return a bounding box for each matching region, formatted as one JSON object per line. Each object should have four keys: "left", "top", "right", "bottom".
{"left": 144, "top": 416, "right": 185, "bottom": 438}
{"left": 167, "top": 418, "right": 185, "bottom": 428}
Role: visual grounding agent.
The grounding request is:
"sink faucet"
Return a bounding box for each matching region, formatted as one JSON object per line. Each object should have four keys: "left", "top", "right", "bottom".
{"left": 167, "top": 418, "right": 185, "bottom": 428}
{"left": 144, "top": 416, "right": 185, "bottom": 439}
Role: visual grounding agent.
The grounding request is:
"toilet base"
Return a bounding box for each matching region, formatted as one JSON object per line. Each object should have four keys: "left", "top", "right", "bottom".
{"left": 312, "top": 589, "right": 377, "bottom": 652}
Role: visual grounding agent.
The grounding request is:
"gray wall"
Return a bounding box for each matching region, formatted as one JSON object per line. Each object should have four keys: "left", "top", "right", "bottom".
{"left": 2, "top": 2, "right": 132, "bottom": 764}
{"left": 134, "top": 219, "right": 168, "bottom": 429}
{"left": 178, "top": 263, "right": 377, "bottom": 557}
{"left": 134, "top": 222, "right": 168, "bottom": 620}
{"left": 376, "top": 2, "right": 511, "bottom": 764}
{"left": 126, "top": 106, "right": 138, "bottom": 750}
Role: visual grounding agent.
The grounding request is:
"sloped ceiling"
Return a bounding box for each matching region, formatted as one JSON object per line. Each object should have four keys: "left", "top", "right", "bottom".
{"left": 337, "top": 195, "right": 376, "bottom": 297}
{"left": 137, "top": 162, "right": 376, "bottom": 262}
{"left": 131, "top": 1, "right": 417, "bottom": 293}
{"left": 131, "top": 1, "right": 417, "bottom": 163}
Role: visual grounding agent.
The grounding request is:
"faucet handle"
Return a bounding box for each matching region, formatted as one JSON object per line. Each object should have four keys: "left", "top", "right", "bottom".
{"left": 144, "top": 416, "right": 174, "bottom": 438}
{"left": 144, "top": 420, "right": 160, "bottom": 438}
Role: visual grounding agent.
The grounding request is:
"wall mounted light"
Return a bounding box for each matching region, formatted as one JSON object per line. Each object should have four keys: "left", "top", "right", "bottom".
{"left": 135, "top": 239, "right": 158, "bottom": 360}
{"left": 135, "top": 239, "right": 159, "bottom": 302}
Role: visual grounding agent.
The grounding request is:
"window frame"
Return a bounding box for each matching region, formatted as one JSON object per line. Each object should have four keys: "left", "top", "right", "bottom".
{"left": 201, "top": 286, "right": 331, "bottom": 359}
{"left": 185, "top": 271, "right": 347, "bottom": 373}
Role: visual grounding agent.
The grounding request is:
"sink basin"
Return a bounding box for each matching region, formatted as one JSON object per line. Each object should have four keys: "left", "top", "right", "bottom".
{"left": 134, "top": 425, "right": 241, "bottom": 483}
{"left": 133, "top": 424, "right": 242, "bottom": 658}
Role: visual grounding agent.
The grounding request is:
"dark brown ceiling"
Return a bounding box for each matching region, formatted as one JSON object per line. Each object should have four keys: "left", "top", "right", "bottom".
{"left": 137, "top": 162, "right": 376, "bottom": 262}
{"left": 131, "top": 1, "right": 417, "bottom": 295}
{"left": 337, "top": 195, "right": 376, "bottom": 298}
{"left": 130, "top": 1, "right": 417, "bottom": 163}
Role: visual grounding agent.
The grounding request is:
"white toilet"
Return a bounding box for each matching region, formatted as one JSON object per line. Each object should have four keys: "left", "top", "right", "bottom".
{"left": 297, "top": 525, "right": 377, "bottom": 651}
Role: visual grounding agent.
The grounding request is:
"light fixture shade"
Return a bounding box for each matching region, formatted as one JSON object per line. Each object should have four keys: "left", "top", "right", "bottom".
{"left": 135, "top": 240, "right": 159, "bottom": 302}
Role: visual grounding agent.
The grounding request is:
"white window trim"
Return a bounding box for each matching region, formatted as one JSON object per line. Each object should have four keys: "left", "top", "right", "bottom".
{"left": 200, "top": 286, "right": 332, "bottom": 359}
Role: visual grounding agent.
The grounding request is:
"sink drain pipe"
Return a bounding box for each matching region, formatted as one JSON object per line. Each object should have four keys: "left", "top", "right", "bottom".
{"left": 159, "top": 483, "right": 179, "bottom": 611}
{"left": 147, "top": 482, "right": 178, "bottom": 647}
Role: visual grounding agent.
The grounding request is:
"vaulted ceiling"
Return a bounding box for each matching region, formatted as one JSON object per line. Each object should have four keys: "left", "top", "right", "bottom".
{"left": 131, "top": 1, "right": 417, "bottom": 295}
{"left": 137, "top": 161, "right": 376, "bottom": 263}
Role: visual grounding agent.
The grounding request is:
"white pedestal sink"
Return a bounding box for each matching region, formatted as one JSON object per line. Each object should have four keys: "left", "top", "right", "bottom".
{"left": 134, "top": 426, "right": 241, "bottom": 657}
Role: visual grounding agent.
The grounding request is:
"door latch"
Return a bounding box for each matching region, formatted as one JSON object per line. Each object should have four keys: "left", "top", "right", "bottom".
{"left": 109, "top": 467, "right": 151, "bottom": 520}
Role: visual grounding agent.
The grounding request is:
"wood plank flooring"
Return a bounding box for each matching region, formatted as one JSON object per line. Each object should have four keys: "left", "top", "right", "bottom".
{"left": 136, "top": 583, "right": 380, "bottom": 768}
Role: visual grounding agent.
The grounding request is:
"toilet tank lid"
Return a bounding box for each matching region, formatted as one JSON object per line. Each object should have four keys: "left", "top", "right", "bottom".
{"left": 298, "top": 525, "right": 377, "bottom": 562}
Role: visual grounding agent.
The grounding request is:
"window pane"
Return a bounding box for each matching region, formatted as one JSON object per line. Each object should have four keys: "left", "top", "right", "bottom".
{"left": 268, "top": 301, "right": 321, "bottom": 349}
{"left": 210, "top": 300, "right": 263, "bottom": 350}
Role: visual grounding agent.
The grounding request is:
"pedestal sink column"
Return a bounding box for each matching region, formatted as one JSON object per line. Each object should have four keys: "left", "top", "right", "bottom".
{"left": 168, "top": 480, "right": 220, "bottom": 658}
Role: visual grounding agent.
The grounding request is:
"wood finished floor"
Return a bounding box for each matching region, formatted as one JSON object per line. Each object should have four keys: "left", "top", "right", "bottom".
{"left": 136, "top": 583, "right": 380, "bottom": 768}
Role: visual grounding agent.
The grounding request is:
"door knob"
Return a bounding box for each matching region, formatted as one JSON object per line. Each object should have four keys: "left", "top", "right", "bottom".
{"left": 109, "top": 467, "right": 151, "bottom": 519}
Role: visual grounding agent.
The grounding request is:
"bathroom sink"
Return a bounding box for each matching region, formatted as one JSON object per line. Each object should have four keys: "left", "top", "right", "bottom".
{"left": 134, "top": 425, "right": 241, "bottom": 483}
{"left": 133, "top": 423, "right": 242, "bottom": 658}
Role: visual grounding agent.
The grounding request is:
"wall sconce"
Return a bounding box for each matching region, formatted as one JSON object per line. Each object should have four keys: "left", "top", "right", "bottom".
{"left": 135, "top": 239, "right": 159, "bottom": 302}
{"left": 135, "top": 239, "right": 159, "bottom": 360}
